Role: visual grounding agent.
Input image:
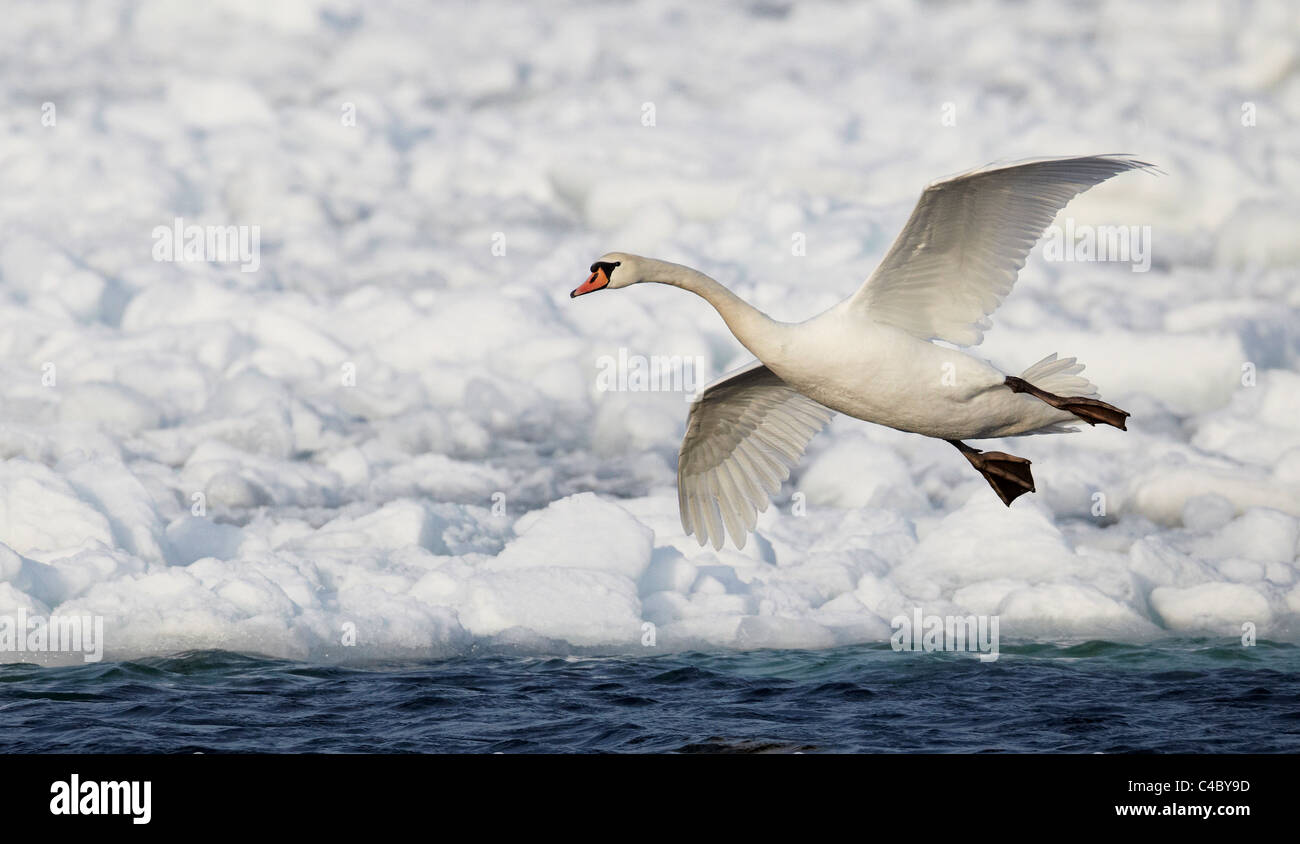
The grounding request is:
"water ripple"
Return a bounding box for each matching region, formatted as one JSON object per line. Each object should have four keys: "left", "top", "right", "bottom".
{"left": 2, "top": 639, "right": 1298, "bottom": 753}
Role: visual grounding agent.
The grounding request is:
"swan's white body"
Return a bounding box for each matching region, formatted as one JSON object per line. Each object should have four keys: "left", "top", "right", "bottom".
{"left": 757, "top": 307, "right": 1072, "bottom": 440}
{"left": 572, "top": 155, "right": 1154, "bottom": 548}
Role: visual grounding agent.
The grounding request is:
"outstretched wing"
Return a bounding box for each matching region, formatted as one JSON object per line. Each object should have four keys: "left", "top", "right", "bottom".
{"left": 850, "top": 154, "right": 1157, "bottom": 346}
{"left": 678, "top": 361, "right": 834, "bottom": 550}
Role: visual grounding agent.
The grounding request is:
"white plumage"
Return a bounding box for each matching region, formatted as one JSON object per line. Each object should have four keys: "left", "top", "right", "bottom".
{"left": 676, "top": 361, "right": 835, "bottom": 551}
{"left": 572, "top": 155, "right": 1155, "bottom": 549}
{"left": 850, "top": 155, "right": 1155, "bottom": 346}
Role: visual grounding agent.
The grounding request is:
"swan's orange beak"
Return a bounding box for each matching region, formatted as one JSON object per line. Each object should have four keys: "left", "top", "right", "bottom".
{"left": 570, "top": 266, "right": 610, "bottom": 298}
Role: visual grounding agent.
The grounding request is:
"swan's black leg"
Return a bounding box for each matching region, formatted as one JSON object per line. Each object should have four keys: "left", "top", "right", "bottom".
{"left": 1004, "top": 376, "right": 1130, "bottom": 431}
{"left": 947, "top": 439, "right": 1035, "bottom": 506}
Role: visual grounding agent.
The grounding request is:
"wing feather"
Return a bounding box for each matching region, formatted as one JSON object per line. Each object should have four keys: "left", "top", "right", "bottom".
{"left": 677, "top": 361, "right": 834, "bottom": 549}
{"left": 851, "top": 154, "right": 1158, "bottom": 346}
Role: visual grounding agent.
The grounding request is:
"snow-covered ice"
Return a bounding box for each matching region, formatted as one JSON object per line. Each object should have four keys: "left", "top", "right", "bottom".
{"left": 1, "top": 0, "right": 1299, "bottom": 662}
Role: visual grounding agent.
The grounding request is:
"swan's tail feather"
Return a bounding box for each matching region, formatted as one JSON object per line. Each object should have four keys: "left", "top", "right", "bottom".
{"left": 1020, "top": 352, "right": 1098, "bottom": 399}
{"left": 1018, "top": 353, "right": 1100, "bottom": 434}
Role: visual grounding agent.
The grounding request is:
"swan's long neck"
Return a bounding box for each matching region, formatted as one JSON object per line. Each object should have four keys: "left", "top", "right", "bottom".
{"left": 640, "top": 259, "right": 786, "bottom": 361}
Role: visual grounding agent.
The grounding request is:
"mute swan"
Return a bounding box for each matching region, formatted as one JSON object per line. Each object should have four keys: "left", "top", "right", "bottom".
{"left": 571, "top": 155, "right": 1154, "bottom": 550}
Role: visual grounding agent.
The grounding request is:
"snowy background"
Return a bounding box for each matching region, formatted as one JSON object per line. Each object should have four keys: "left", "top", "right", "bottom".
{"left": 1, "top": 0, "right": 1298, "bottom": 662}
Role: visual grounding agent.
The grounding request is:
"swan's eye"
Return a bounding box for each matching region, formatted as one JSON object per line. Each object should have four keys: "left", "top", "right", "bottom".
{"left": 589, "top": 260, "right": 621, "bottom": 275}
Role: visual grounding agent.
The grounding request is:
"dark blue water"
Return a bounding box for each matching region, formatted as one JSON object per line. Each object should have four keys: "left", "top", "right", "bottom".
{"left": 2, "top": 639, "right": 1298, "bottom": 753}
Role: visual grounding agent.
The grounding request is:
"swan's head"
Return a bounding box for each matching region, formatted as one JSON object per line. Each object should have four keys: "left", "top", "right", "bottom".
{"left": 571, "top": 252, "right": 638, "bottom": 298}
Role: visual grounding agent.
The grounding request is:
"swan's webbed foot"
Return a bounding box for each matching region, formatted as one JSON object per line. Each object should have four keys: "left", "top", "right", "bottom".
{"left": 947, "top": 440, "right": 1035, "bottom": 506}
{"left": 1004, "top": 376, "right": 1130, "bottom": 431}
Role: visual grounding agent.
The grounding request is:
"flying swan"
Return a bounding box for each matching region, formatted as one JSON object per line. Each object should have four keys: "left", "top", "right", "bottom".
{"left": 571, "top": 155, "right": 1155, "bottom": 549}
